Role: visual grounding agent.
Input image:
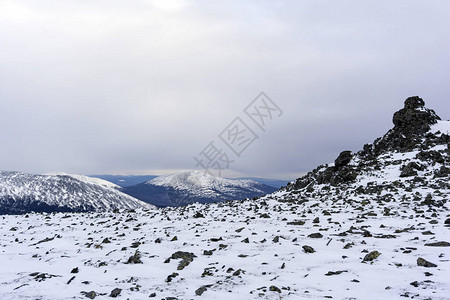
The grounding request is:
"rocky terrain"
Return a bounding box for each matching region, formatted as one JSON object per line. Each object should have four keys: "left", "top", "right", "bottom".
{"left": 0, "top": 97, "right": 449, "bottom": 299}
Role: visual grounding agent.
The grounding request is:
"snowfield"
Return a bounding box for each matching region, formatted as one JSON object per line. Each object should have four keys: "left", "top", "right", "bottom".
{"left": 1, "top": 195, "right": 449, "bottom": 299}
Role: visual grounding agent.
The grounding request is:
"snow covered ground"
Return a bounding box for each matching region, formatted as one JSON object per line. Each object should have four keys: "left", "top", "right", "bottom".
{"left": 1, "top": 195, "right": 449, "bottom": 299}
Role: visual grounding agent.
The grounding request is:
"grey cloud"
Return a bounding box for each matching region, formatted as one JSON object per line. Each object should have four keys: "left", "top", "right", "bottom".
{"left": 1, "top": 0, "right": 450, "bottom": 179}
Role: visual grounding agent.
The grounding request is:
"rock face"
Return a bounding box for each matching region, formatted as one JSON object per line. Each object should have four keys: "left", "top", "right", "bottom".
{"left": 290, "top": 96, "right": 449, "bottom": 190}
{"left": 392, "top": 96, "right": 440, "bottom": 134}
{"left": 335, "top": 151, "right": 353, "bottom": 168}
{"left": 371, "top": 96, "right": 444, "bottom": 155}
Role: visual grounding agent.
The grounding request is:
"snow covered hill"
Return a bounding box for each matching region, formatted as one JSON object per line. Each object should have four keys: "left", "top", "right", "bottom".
{"left": 0, "top": 171, "right": 154, "bottom": 214}
{"left": 0, "top": 96, "right": 449, "bottom": 299}
{"left": 122, "top": 170, "right": 277, "bottom": 207}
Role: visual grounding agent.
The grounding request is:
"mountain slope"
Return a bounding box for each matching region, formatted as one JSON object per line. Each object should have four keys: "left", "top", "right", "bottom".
{"left": 0, "top": 97, "right": 449, "bottom": 300}
{"left": 0, "top": 171, "right": 154, "bottom": 214}
{"left": 281, "top": 96, "right": 449, "bottom": 201}
{"left": 123, "top": 170, "right": 277, "bottom": 207}
{"left": 236, "top": 177, "right": 289, "bottom": 188}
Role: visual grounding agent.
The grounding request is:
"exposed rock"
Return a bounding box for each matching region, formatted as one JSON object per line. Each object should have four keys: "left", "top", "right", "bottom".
{"left": 269, "top": 285, "right": 281, "bottom": 293}
{"left": 393, "top": 96, "right": 440, "bottom": 134}
{"left": 325, "top": 270, "right": 348, "bottom": 276}
{"left": 165, "top": 251, "right": 196, "bottom": 270}
{"left": 308, "top": 233, "right": 323, "bottom": 238}
{"left": 400, "top": 162, "right": 424, "bottom": 177}
{"left": 126, "top": 250, "right": 142, "bottom": 264}
{"left": 195, "top": 285, "right": 208, "bottom": 296}
{"left": 82, "top": 291, "right": 97, "bottom": 299}
{"left": 417, "top": 257, "right": 437, "bottom": 268}
{"left": 425, "top": 241, "right": 450, "bottom": 247}
{"left": 335, "top": 151, "right": 353, "bottom": 168}
{"left": 109, "top": 288, "right": 121, "bottom": 298}
{"left": 302, "top": 245, "right": 315, "bottom": 253}
{"left": 362, "top": 251, "right": 381, "bottom": 262}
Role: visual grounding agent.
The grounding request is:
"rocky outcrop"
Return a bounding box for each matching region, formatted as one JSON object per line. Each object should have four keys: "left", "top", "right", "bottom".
{"left": 288, "top": 96, "right": 449, "bottom": 192}
{"left": 368, "top": 96, "right": 445, "bottom": 155}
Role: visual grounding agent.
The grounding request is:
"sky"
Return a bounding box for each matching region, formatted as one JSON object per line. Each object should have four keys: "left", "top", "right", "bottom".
{"left": 1, "top": 0, "right": 450, "bottom": 180}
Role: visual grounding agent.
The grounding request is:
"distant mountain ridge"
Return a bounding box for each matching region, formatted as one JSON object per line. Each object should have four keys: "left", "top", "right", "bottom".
{"left": 88, "top": 175, "right": 158, "bottom": 187}
{"left": 0, "top": 171, "right": 154, "bottom": 214}
{"left": 89, "top": 174, "right": 288, "bottom": 188}
{"left": 122, "top": 170, "right": 277, "bottom": 207}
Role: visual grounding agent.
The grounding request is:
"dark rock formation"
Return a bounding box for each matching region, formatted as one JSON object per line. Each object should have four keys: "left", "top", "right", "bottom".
{"left": 371, "top": 96, "right": 442, "bottom": 155}
{"left": 288, "top": 96, "right": 448, "bottom": 192}
{"left": 335, "top": 151, "right": 353, "bottom": 168}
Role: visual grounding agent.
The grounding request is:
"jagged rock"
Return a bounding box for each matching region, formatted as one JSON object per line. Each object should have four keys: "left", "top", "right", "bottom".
{"left": 417, "top": 257, "right": 437, "bottom": 268}
{"left": 126, "top": 250, "right": 142, "bottom": 264}
{"left": 166, "top": 272, "right": 179, "bottom": 283}
{"left": 165, "top": 251, "right": 196, "bottom": 270}
{"left": 335, "top": 151, "right": 353, "bottom": 168}
{"left": 374, "top": 96, "right": 441, "bottom": 154}
{"left": 393, "top": 96, "right": 440, "bottom": 133}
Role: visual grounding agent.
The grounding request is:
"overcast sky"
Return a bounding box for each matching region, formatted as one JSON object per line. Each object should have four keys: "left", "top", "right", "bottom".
{"left": 1, "top": 0, "right": 450, "bottom": 179}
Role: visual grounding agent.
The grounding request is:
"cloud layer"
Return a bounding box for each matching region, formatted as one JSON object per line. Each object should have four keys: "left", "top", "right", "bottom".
{"left": 1, "top": 0, "right": 450, "bottom": 179}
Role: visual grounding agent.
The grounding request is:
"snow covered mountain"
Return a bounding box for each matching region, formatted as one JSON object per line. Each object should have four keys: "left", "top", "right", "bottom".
{"left": 0, "top": 171, "right": 154, "bottom": 214}
{"left": 122, "top": 170, "right": 277, "bottom": 207}
{"left": 0, "top": 96, "right": 449, "bottom": 300}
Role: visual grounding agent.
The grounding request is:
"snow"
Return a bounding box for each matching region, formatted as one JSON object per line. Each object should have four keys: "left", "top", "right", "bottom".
{"left": 0, "top": 171, "right": 155, "bottom": 212}
{"left": 430, "top": 120, "right": 450, "bottom": 135}
{"left": 149, "top": 170, "right": 259, "bottom": 190}
{"left": 0, "top": 197, "right": 448, "bottom": 300}
{"left": 147, "top": 170, "right": 269, "bottom": 199}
